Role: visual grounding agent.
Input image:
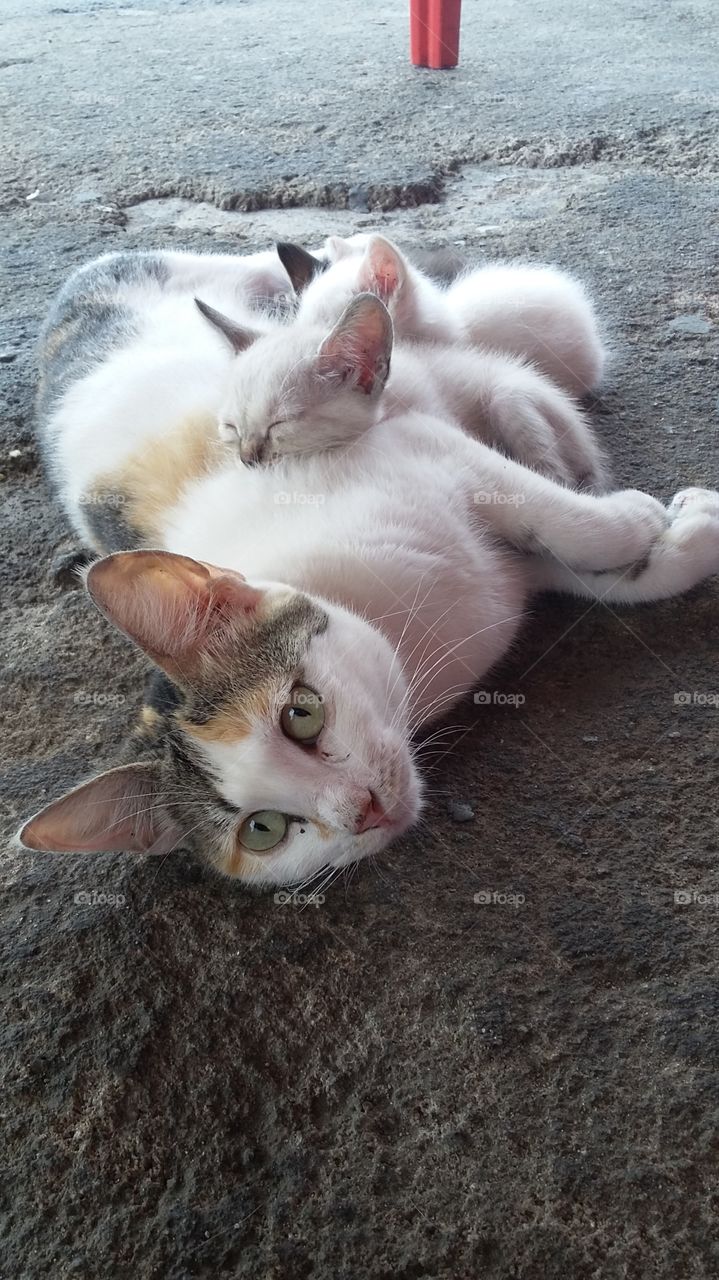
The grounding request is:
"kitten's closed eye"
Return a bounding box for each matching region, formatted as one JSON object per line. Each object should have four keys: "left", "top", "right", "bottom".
{"left": 218, "top": 419, "right": 290, "bottom": 466}
{"left": 219, "top": 420, "right": 239, "bottom": 443}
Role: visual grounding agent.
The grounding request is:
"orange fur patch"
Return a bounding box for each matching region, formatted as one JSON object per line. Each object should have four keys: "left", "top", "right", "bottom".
{"left": 179, "top": 683, "right": 276, "bottom": 745}
{"left": 92, "top": 413, "right": 226, "bottom": 542}
{"left": 221, "top": 844, "right": 252, "bottom": 878}
{"left": 139, "top": 705, "right": 163, "bottom": 731}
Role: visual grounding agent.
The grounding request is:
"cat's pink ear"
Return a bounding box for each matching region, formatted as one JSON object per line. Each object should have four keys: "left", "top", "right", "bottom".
{"left": 85, "top": 550, "right": 264, "bottom": 683}
{"left": 317, "top": 293, "right": 393, "bottom": 395}
{"left": 194, "top": 297, "right": 260, "bottom": 353}
{"left": 357, "top": 236, "right": 407, "bottom": 304}
{"left": 19, "top": 763, "right": 180, "bottom": 855}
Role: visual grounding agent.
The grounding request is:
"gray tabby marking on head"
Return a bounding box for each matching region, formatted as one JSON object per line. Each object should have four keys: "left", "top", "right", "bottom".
{"left": 119, "top": 594, "right": 330, "bottom": 875}
{"left": 181, "top": 593, "right": 329, "bottom": 731}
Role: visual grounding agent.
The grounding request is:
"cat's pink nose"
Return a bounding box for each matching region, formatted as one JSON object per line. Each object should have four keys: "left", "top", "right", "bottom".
{"left": 355, "top": 791, "right": 388, "bottom": 834}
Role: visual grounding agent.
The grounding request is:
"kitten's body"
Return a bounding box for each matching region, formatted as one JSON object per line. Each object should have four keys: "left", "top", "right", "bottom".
{"left": 23, "top": 249, "right": 719, "bottom": 890}
{"left": 308, "top": 233, "right": 605, "bottom": 395}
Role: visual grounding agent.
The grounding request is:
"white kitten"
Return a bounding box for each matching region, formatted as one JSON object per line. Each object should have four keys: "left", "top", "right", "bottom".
{"left": 205, "top": 289, "right": 607, "bottom": 490}
{"left": 299, "top": 232, "right": 604, "bottom": 395}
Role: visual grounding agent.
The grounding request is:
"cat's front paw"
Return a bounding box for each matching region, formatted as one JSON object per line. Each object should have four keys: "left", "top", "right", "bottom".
{"left": 667, "top": 487, "right": 719, "bottom": 523}
{"left": 662, "top": 487, "right": 719, "bottom": 577}
{"left": 596, "top": 489, "right": 669, "bottom": 567}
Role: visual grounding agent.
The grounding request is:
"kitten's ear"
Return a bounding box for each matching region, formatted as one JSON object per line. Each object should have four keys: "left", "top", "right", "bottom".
{"left": 357, "top": 235, "right": 407, "bottom": 304}
{"left": 276, "top": 242, "right": 326, "bottom": 295}
{"left": 85, "top": 550, "right": 264, "bottom": 685}
{"left": 325, "top": 235, "right": 354, "bottom": 262}
{"left": 194, "top": 297, "right": 260, "bottom": 353}
{"left": 317, "top": 293, "right": 393, "bottom": 396}
{"left": 19, "top": 763, "right": 180, "bottom": 855}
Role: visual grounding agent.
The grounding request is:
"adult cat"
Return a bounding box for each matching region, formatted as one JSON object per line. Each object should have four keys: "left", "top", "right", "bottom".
{"left": 20, "top": 250, "right": 719, "bottom": 894}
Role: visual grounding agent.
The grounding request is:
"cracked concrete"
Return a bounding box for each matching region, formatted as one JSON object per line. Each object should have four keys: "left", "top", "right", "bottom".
{"left": 1, "top": 1, "right": 718, "bottom": 1277}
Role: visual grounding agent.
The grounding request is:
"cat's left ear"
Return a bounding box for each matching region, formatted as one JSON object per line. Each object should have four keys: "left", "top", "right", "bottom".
{"left": 194, "top": 297, "right": 261, "bottom": 353}
{"left": 317, "top": 293, "right": 393, "bottom": 396}
{"left": 19, "top": 762, "right": 181, "bottom": 855}
{"left": 276, "top": 242, "right": 326, "bottom": 295}
{"left": 357, "top": 235, "right": 407, "bottom": 304}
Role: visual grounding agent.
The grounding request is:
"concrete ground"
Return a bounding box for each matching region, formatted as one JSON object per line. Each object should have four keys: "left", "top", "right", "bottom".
{"left": 1, "top": 1, "right": 718, "bottom": 1276}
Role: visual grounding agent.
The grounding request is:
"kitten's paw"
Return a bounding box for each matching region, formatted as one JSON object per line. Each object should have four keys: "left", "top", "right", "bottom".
{"left": 595, "top": 489, "right": 669, "bottom": 566}
{"left": 660, "top": 513, "right": 719, "bottom": 589}
{"left": 661, "top": 488, "right": 719, "bottom": 579}
{"left": 667, "top": 487, "right": 719, "bottom": 523}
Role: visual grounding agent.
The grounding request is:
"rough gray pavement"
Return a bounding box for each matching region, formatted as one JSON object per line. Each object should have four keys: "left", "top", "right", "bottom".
{"left": 1, "top": 1, "right": 718, "bottom": 1277}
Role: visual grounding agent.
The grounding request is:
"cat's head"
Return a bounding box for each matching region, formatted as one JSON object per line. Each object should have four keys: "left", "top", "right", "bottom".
{"left": 20, "top": 551, "right": 422, "bottom": 889}
{"left": 195, "top": 292, "right": 393, "bottom": 465}
{"left": 291, "top": 233, "right": 458, "bottom": 343}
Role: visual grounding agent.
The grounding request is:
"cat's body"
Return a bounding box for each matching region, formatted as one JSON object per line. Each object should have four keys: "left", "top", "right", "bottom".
{"left": 22, "top": 247, "right": 719, "bottom": 891}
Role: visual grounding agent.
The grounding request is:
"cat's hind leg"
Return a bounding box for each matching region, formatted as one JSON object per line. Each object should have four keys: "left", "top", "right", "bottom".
{"left": 433, "top": 348, "right": 608, "bottom": 491}
{"left": 482, "top": 360, "right": 609, "bottom": 491}
{"left": 462, "top": 438, "right": 668, "bottom": 571}
{"left": 528, "top": 488, "right": 719, "bottom": 603}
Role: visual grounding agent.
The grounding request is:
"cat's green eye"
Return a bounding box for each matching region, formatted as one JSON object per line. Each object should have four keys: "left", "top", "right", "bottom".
{"left": 238, "top": 810, "right": 288, "bottom": 852}
{"left": 281, "top": 685, "right": 325, "bottom": 745}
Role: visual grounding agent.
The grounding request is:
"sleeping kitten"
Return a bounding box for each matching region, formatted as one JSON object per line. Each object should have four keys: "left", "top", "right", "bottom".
{"left": 199, "top": 288, "right": 607, "bottom": 490}
{"left": 291, "top": 232, "right": 604, "bottom": 396}
{"left": 20, "top": 250, "right": 719, "bottom": 893}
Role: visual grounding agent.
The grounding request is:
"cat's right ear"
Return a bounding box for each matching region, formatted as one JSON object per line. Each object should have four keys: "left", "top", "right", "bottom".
{"left": 317, "top": 293, "right": 393, "bottom": 396}
{"left": 84, "top": 550, "right": 265, "bottom": 685}
{"left": 276, "top": 243, "right": 326, "bottom": 295}
{"left": 194, "top": 297, "right": 260, "bottom": 352}
{"left": 357, "top": 235, "right": 407, "bottom": 304}
{"left": 19, "top": 762, "right": 181, "bottom": 855}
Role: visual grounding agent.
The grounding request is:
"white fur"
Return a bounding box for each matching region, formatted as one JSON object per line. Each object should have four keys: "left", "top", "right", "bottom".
{"left": 312, "top": 233, "right": 605, "bottom": 394}
{"left": 39, "top": 248, "right": 719, "bottom": 886}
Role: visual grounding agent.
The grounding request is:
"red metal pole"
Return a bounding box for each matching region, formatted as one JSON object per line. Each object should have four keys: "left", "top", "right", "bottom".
{"left": 410, "top": 0, "right": 461, "bottom": 69}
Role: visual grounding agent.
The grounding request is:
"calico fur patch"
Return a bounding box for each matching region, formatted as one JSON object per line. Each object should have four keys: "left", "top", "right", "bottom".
{"left": 37, "top": 252, "right": 169, "bottom": 422}
{"left": 84, "top": 413, "right": 224, "bottom": 550}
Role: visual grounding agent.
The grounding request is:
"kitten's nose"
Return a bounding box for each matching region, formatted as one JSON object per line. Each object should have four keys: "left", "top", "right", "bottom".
{"left": 355, "top": 790, "right": 388, "bottom": 834}
{"left": 239, "top": 438, "right": 264, "bottom": 467}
